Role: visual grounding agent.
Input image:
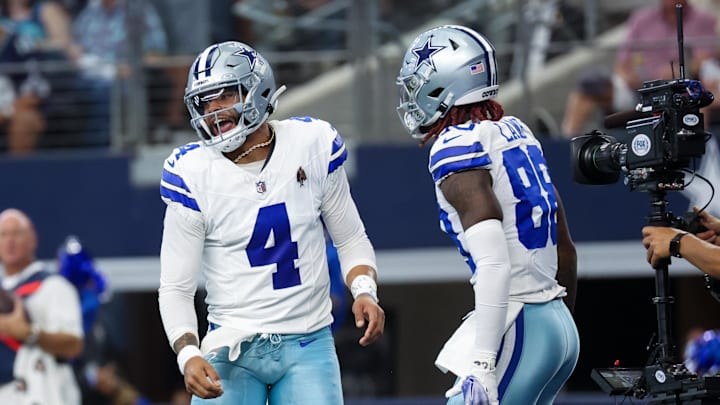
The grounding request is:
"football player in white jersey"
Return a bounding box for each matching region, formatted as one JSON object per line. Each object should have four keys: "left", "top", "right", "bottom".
{"left": 158, "top": 41, "right": 385, "bottom": 404}
{"left": 395, "top": 26, "right": 580, "bottom": 405}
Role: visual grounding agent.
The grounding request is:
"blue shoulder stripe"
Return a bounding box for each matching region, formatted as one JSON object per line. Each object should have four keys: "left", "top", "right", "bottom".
{"left": 429, "top": 142, "right": 491, "bottom": 182}
{"left": 162, "top": 169, "right": 192, "bottom": 193}
{"left": 431, "top": 155, "right": 492, "bottom": 183}
{"left": 429, "top": 142, "right": 485, "bottom": 168}
{"left": 328, "top": 134, "right": 347, "bottom": 174}
{"left": 329, "top": 148, "right": 347, "bottom": 174}
{"left": 160, "top": 186, "right": 201, "bottom": 212}
{"left": 331, "top": 133, "right": 344, "bottom": 155}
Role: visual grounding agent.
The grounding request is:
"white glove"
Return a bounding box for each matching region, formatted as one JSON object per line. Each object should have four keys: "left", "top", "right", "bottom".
{"left": 445, "top": 367, "right": 499, "bottom": 405}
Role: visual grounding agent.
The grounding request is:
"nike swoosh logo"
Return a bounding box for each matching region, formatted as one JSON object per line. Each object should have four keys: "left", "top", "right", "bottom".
{"left": 299, "top": 338, "right": 317, "bottom": 348}
{"left": 167, "top": 159, "right": 176, "bottom": 167}
{"left": 443, "top": 134, "right": 462, "bottom": 144}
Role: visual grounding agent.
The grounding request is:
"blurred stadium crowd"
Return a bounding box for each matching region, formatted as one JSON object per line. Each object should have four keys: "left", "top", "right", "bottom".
{"left": 0, "top": 0, "right": 692, "bottom": 154}
{"left": 2, "top": 0, "right": 720, "bottom": 404}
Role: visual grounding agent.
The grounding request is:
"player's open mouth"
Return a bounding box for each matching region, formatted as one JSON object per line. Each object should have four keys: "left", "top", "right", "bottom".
{"left": 213, "top": 117, "right": 237, "bottom": 135}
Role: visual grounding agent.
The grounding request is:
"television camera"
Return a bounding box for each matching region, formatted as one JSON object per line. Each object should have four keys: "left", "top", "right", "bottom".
{"left": 569, "top": 4, "right": 720, "bottom": 404}
{"left": 569, "top": 74, "right": 713, "bottom": 192}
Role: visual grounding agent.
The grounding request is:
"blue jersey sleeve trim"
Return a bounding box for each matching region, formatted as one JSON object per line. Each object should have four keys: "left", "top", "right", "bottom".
{"left": 160, "top": 186, "right": 201, "bottom": 212}
{"left": 432, "top": 155, "right": 492, "bottom": 183}
{"left": 328, "top": 134, "right": 347, "bottom": 174}
{"left": 161, "top": 169, "right": 192, "bottom": 193}
{"left": 328, "top": 148, "right": 347, "bottom": 174}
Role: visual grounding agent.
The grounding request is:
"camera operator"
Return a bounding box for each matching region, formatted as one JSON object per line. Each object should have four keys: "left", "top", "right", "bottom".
{"left": 642, "top": 209, "right": 720, "bottom": 276}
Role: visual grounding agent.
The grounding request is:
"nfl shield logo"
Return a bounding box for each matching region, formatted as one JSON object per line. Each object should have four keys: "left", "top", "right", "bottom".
{"left": 256, "top": 181, "right": 267, "bottom": 194}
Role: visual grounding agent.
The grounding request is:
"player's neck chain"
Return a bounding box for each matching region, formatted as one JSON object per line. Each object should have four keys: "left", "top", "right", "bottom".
{"left": 234, "top": 125, "right": 275, "bottom": 164}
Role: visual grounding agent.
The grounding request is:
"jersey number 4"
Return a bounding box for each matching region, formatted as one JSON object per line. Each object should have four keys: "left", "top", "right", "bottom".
{"left": 502, "top": 145, "right": 558, "bottom": 249}
{"left": 247, "top": 203, "right": 301, "bottom": 290}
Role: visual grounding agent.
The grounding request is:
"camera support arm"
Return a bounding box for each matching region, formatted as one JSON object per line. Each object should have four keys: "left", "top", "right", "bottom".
{"left": 647, "top": 190, "right": 677, "bottom": 366}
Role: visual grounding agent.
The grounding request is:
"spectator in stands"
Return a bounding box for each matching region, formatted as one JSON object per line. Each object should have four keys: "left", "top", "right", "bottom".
{"left": 71, "top": 0, "right": 168, "bottom": 146}
{"left": 0, "top": 208, "right": 84, "bottom": 405}
{"left": 0, "top": 0, "right": 77, "bottom": 154}
{"left": 561, "top": 0, "right": 718, "bottom": 138}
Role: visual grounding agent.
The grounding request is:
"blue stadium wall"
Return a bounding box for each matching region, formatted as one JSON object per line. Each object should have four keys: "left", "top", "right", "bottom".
{"left": 0, "top": 139, "right": 690, "bottom": 259}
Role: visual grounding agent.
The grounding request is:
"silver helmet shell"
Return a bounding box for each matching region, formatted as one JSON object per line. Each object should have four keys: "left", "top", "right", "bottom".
{"left": 396, "top": 25, "right": 499, "bottom": 138}
{"left": 184, "top": 41, "right": 283, "bottom": 153}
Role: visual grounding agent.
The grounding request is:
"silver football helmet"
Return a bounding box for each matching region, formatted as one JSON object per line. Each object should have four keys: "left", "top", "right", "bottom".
{"left": 184, "top": 41, "right": 286, "bottom": 153}
{"left": 396, "top": 25, "right": 499, "bottom": 138}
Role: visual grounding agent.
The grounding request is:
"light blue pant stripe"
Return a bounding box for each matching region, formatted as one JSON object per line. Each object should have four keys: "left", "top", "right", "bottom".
{"left": 498, "top": 307, "right": 524, "bottom": 398}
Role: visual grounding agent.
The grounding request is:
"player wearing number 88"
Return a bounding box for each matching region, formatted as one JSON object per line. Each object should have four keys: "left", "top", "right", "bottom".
{"left": 158, "top": 41, "right": 385, "bottom": 404}
{"left": 396, "top": 25, "right": 579, "bottom": 405}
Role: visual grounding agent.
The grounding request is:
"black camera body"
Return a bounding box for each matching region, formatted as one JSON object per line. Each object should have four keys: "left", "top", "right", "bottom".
{"left": 570, "top": 77, "right": 712, "bottom": 192}
{"left": 631, "top": 78, "right": 707, "bottom": 166}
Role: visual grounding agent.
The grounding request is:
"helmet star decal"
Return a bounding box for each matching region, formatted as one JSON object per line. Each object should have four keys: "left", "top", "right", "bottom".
{"left": 411, "top": 36, "right": 445, "bottom": 72}
{"left": 233, "top": 48, "right": 257, "bottom": 70}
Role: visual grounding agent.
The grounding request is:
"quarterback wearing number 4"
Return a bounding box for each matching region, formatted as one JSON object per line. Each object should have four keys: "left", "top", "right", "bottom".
{"left": 158, "top": 41, "right": 385, "bottom": 404}
{"left": 396, "top": 25, "right": 579, "bottom": 404}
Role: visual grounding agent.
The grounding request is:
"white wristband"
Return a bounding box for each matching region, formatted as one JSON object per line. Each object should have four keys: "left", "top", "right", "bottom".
{"left": 176, "top": 345, "right": 203, "bottom": 375}
{"left": 350, "top": 274, "right": 378, "bottom": 303}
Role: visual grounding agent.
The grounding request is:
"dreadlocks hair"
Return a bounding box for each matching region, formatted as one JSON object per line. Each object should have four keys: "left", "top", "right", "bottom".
{"left": 419, "top": 99, "right": 505, "bottom": 147}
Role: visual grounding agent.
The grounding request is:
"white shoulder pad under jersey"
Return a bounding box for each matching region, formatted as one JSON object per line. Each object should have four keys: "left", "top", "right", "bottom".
{"left": 159, "top": 117, "right": 348, "bottom": 334}
{"left": 429, "top": 116, "right": 566, "bottom": 303}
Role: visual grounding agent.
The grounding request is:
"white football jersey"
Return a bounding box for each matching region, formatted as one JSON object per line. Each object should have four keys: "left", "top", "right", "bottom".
{"left": 429, "top": 116, "right": 566, "bottom": 303}
{"left": 159, "top": 117, "right": 352, "bottom": 334}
